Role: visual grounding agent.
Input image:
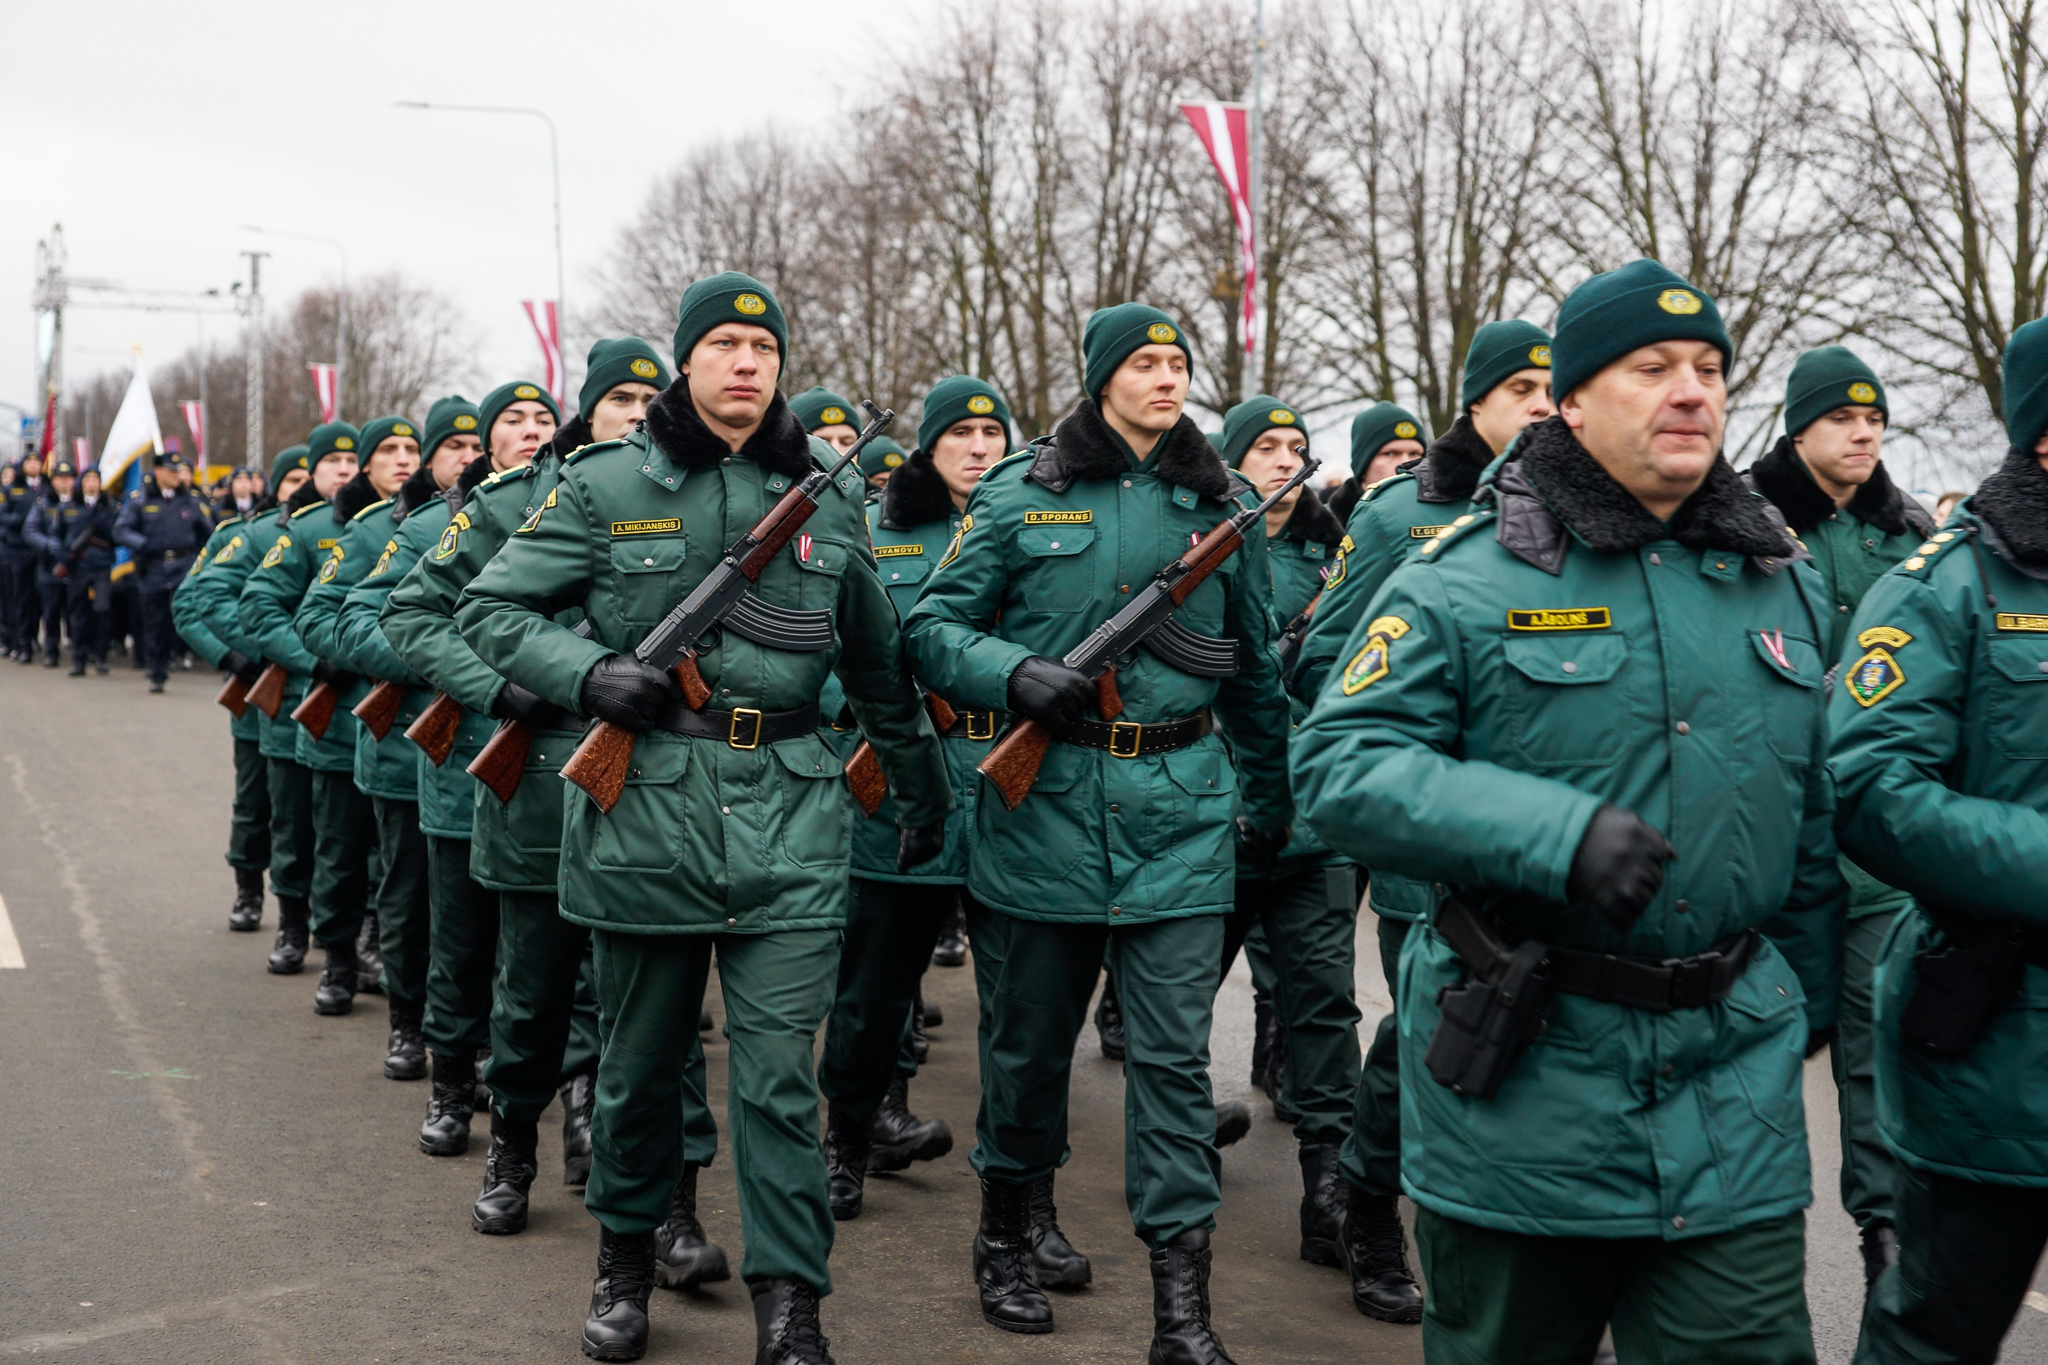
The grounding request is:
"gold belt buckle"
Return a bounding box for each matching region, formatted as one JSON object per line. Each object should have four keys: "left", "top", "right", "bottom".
{"left": 728, "top": 707, "right": 764, "bottom": 750}
{"left": 966, "top": 710, "right": 996, "bottom": 741}
{"left": 1108, "top": 720, "right": 1144, "bottom": 758}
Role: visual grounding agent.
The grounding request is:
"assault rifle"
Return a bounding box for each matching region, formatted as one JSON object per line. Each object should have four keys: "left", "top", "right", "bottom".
{"left": 1274, "top": 590, "right": 1323, "bottom": 676}
{"left": 561, "top": 401, "right": 896, "bottom": 813}
{"left": 467, "top": 620, "right": 597, "bottom": 804}
{"left": 977, "top": 453, "right": 1320, "bottom": 811}
{"left": 844, "top": 692, "right": 960, "bottom": 817}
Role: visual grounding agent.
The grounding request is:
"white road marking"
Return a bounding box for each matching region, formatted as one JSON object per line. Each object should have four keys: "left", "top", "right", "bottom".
{"left": 0, "top": 892, "right": 23, "bottom": 968}
{"left": 2026, "top": 1290, "right": 2048, "bottom": 1315}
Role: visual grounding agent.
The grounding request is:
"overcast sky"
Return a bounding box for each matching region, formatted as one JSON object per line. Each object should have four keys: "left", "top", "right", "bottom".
{"left": 2, "top": 0, "right": 919, "bottom": 427}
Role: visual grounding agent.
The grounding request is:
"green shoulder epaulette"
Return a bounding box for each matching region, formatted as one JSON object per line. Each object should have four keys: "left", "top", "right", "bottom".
{"left": 983, "top": 448, "right": 1035, "bottom": 477}
{"left": 563, "top": 437, "right": 626, "bottom": 468}
{"left": 351, "top": 497, "right": 393, "bottom": 523}
{"left": 1361, "top": 469, "right": 1417, "bottom": 503}
{"left": 1895, "top": 527, "right": 1969, "bottom": 575}
{"left": 1414, "top": 506, "right": 1496, "bottom": 560}
{"left": 289, "top": 500, "right": 330, "bottom": 520}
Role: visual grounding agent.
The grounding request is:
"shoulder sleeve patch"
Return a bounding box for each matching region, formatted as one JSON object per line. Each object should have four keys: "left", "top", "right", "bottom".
{"left": 1844, "top": 646, "right": 1906, "bottom": 707}
{"left": 937, "top": 512, "right": 974, "bottom": 569}
{"left": 1340, "top": 632, "right": 1393, "bottom": 694}
{"left": 1857, "top": 625, "right": 1913, "bottom": 649}
{"left": 260, "top": 535, "right": 289, "bottom": 568}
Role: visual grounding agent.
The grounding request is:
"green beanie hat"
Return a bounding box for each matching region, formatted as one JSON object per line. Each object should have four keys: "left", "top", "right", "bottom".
{"left": 1551, "top": 259, "right": 1732, "bottom": 405}
{"left": 1081, "top": 303, "right": 1190, "bottom": 401}
{"left": 789, "top": 386, "right": 858, "bottom": 433}
{"left": 672, "top": 271, "right": 787, "bottom": 370}
{"left": 856, "top": 435, "right": 909, "bottom": 479}
{"left": 306, "top": 421, "right": 362, "bottom": 466}
{"left": 478, "top": 381, "right": 561, "bottom": 452}
{"left": 269, "top": 444, "right": 311, "bottom": 487}
{"left": 421, "top": 395, "right": 482, "bottom": 459}
{"left": 579, "top": 338, "right": 670, "bottom": 419}
{"left": 1206, "top": 431, "right": 1226, "bottom": 452}
{"left": 1348, "top": 403, "right": 1425, "bottom": 479}
{"left": 918, "top": 375, "right": 1012, "bottom": 454}
{"left": 1784, "top": 346, "right": 1887, "bottom": 439}
{"left": 356, "top": 415, "right": 420, "bottom": 462}
{"left": 2003, "top": 318, "right": 2048, "bottom": 450}
{"left": 1218, "top": 394, "right": 1308, "bottom": 468}
{"left": 1461, "top": 320, "right": 1553, "bottom": 410}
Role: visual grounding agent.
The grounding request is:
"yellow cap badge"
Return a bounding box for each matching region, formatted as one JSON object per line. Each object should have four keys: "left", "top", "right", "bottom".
{"left": 1657, "top": 289, "right": 1703, "bottom": 315}
{"left": 884, "top": 452, "right": 905, "bottom": 468}
{"left": 334, "top": 436, "right": 355, "bottom": 451}
{"left": 393, "top": 422, "right": 415, "bottom": 437}
{"left": 1530, "top": 345, "right": 1551, "bottom": 366}
{"left": 734, "top": 293, "right": 768, "bottom": 316}
{"left": 1394, "top": 422, "right": 1418, "bottom": 439}
{"left": 967, "top": 395, "right": 995, "bottom": 415}
{"left": 1147, "top": 323, "right": 1177, "bottom": 344}
{"left": 821, "top": 407, "right": 847, "bottom": 425}
{"left": 1269, "top": 409, "right": 1296, "bottom": 425}
{"left": 454, "top": 414, "right": 477, "bottom": 431}
{"left": 630, "top": 358, "right": 659, "bottom": 379}
{"left": 1848, "top": 382, "right": 1877, "bottom": 404}
{"left": 513, "top": 385, "right": 541, "bottom": 401}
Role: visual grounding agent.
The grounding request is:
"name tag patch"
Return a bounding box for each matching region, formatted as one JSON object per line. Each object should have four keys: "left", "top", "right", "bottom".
{"left": 1507, "top": 607, "right": 1611, "bottom": 632}
{"left": 611, "top": 518, "right": 682, "bottom": 537}
{"left": 1024, "top": 510, "right": 1092, "bottom": 524}
{"left": 1995, "top": 613, "right": 2048, "bottom": 632}
{"left": 1410, "top": 525, "right": 1448, "bottom": 539}
{"left": 874, "top": 542, "right": 924, "bottom": 558}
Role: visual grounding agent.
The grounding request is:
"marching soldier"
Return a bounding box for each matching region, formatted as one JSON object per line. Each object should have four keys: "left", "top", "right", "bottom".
{"left": 789, "top": 385, "right": 862, "bottom": 454}
{"left": 25, "top": 462, "right": 117, "bottom": 676}
{"left": 114, "top": 450, "right": 209, "bottom": 690}
{"left": 1, "top": 452, "right": 43, "bottom": 662}
{"left": 853, "top": 434, "right": 908, "bottom": 493}
{"left": 23, "top": 459, "right": 77, "bottom": 667}
{"left": 902, "top": 304, "right": 1294, "bottom": 1361}
{"left": 1293, "top": 260, "right": 1842, "bottom": 1362}
{"left": 1743, "top": 344, "right": 1934, "bottom": 1291}
{"left": 1326, "top": 402, "right": 1426, "bottom": 524}
{"left": 1833, "top": 319, "right": 2048, "bottom": 1365}
{"left": 457, "top": 274, "right": 949, "bottom": 1364}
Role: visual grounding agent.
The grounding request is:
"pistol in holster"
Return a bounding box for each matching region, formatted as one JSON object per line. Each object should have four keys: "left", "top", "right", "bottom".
{"left": 1423, "top": 895, "right": 1553, "bottom": 1100}
{"left": 1900, "top": 912, "right": 2032, "bottom": 1060}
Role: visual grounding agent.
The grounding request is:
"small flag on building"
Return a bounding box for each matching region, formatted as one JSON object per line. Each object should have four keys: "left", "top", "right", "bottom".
{"left": 307, "top": 363, "right": 338, "bottom": 424}
{"left": 523, "top": 301, "right": 564, "bottom": 405}
{"left": 1179, "top": 101, "right": 1257, "bottom": 357}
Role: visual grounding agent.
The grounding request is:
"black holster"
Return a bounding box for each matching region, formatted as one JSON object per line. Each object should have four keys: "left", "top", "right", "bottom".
{"left": 1424, "top": 902, "right": 1552, "bottom": 1100}
{"left": 1900, "top": 914, "right": 2029, "bottom": 1060}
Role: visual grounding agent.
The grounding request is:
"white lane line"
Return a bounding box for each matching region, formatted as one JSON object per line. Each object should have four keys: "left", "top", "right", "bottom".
{"left": 2027, "top": 1290, "right": 2048, "bottom": 1315}
{"left": 0, "top": 892, "right": 22, "bottom": 968}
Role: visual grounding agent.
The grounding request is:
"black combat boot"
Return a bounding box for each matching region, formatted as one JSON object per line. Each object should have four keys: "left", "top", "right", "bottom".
{"left": 699, "top": 1008, "right": 714, "bottom": 1032}
{"left": 867, "top": 1079, "right": 952, "bottom": 1173}
{"left": 384, "top": 1010, "right": 427, "bottom": 1081}
{"left": 354, "top": 913, "right": 384, "bottom": 995}
{"left": 1861, "top": 1220, "right": 1899, "bottom": 1294}
{"left": 1337, "top": 1184, "right": 1422, "bottom": 1323}
{"left": 931, "top": 903, "right": 967, "bottom": 967}
{"left": 750, "top": 1277, "right": 834, "bottom": 1365}
{"left": 561, "top": 1073, "right": 595, "bottom": 1185}
{"left": 312, "top": 939, "right": 358, "bottom": 1016}
{"left": 419, "top": 1050, "right": 475, "bottom": 1156}
{"left": 1249, "top": 993, "right": 1276, "bottom": 1091}
{"left": 1094, "top": 976, "right": 1126, "bottom": 1061}
{"left": 474, "top": 1048, "right": 494, "bottom": 1111}
{"left": 973, "top": 1177, "right": 1054, "bottom": 1333}
{"left": 228, "top": 867, "right": 264, "bottom": 932}
{"left": 1263, "top": 1020, "right": 1295, "bottom": 1122}
{"left": 67, "top": 658, "right": 85, "bottom": 676}
{"left": 1297, "top": 1143, "right": 1345, "bottom": 1266}
{"left": 1214, "top": 1101, "right": 1252, "bottom": 1149}
{"left": 920, "top": 998, "right": 943, "bottom": 1027}
{"left": 267, "top": 896, "right": 310, "bottom": 974}
{"left": 824, "top": 1107, "right": 870, "bottom": 1221}
{"left": 1147, "top": 1229, "right": 1237, "bottom": 1365}
{"left": 580, "top": 1227, "right": 657, "bottom": 1361}
{"left": 1025, "top": 1173, "right": 1092, "bottom": 1289}
{"left": 909, "top": 1001, "right": 930, "bottom": 1064}
{"left": 654, "top": 1162, "right": 731, "bottom": 1290}
{"left": 473, "top": 1116, "right": 540, "bottom": 1235}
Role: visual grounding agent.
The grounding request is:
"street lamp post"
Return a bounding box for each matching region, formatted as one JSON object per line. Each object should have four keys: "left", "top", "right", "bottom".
{"left": 243, "top": 225, "right": 349, "bottom": 420}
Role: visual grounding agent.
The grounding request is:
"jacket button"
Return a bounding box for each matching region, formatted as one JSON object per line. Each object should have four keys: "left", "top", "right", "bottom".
{"left": 1121, "top": 585, "right": 1130, "bottom": 593}
{"left": 1560, "top": 661, "right": 1577, "bottom": 674}
{"left": 1672, "top": 1216, "right": 1686, "bottom": 1230}
{"left": 1110, "top": 906, "right": 1120, "bottom": 915}
{"left": 1122, "top": 480, "right": 1133, "bottom": 488}
{"left": 1675, "top": 899, "right": 1690, "bottom": 913}
{"left": 643, "top": 558, "right": 654, "bottom": 566}
{"left": 1049, "top": 541, "right": 1059, "bottom": 549}
{"left": 1675, "top": 721, "right": 1689, "bottom": 735}
{"left": 1661, "top": 1064, "right": 1674, "bottom": 1077}
{"left": 722, "top": 457, "right": 732, "bottom": 466}
{"left": 1110, "top": 804, "right": 1119, "bottom": 812}
{"left": 721, "top": 805, "right": 731, "bottom": 815}
{"left": 1839, "top": 605, "right": 1850, "bottom": 613}
{"left": 891, "top": 572, "right": 899, "bottom": 580}
{"left": 1649, "top": 552, "right": 1663, "bottom": 566}
{"left": 726, "top": 918, "right": 737, "bottom": 927}
{"left": 2038, "top": 662, "right": 2048, "bottom": 674}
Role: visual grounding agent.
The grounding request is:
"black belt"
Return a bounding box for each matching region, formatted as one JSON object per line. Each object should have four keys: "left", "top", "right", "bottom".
{"left": 1928, "top": 910, "right": 2048, "bottom": 970}
{"left": 941, "top": 708, "right": 1006, "bottom": 740}
{"left": 652, "top": 700, "right": 821, "bottom": 750}
{"left": 1437, "top": 896, "right": 1757, "bottom": 1013}
{"left": 1060, "top": 710, "right": 1211, "bottom": 758}
{"left": 527, "top": 699, "right": 581, "bottom": 730}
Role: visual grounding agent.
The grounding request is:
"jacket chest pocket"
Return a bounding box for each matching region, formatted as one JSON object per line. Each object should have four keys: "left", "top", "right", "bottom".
{"left": 1747, "top": 630, "right": 1825, "bottom": 764}
{"left": 876, "top": 553, "right": 930, "bottom": 615}
{"left": 1499, "top": 634, "right": 1629, "bottom": 769}
{"left": 1017, "top": 525, "right": 1096, "bottom": 614}
{"left": 1988, "top": 637, "right": 2048, "bottom": 759}
{"left": 609, "top": 537, "right": 687, "bottom": 626}
{"left": 789, "top": 535, "right": 849, "bottom": 613}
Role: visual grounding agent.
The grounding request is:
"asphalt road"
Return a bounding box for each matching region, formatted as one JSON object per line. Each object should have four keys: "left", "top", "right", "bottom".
{"left": 1, "top": 660, "right": 2043, "bottom": 1363}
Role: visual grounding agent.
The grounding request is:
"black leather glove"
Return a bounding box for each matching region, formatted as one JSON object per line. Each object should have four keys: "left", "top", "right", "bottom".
{"left": 1803, "top": 1026, "right": 1837, "bottom": 1060}
{"left": 490, "top": 681, "right": 552, "bottom": 724}
{"left": 1006, "top": 655, "right": 1094, "bottom": 735}
{"left": 1235, "top": 817, "right": 1292, "bottom": 874}
{"left": 223, "top": 650, "right": 263, "bottom": 684}
{"left": 897, "top": 821, "right": 945, "bottom": 873}
{"left": 1567, "top": 804, "right": 1675, "bottom": 931}
{"left": 310, "top": 659, "right": 350, "bottom": 687}
{"left": 579, "top": 654, "right": 674, "bottom": 732}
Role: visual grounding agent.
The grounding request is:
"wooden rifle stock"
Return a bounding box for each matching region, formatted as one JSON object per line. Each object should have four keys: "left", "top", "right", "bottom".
{"left": 247, "top": 663, "right": 288, "bottom": 719}
{"left": 216, "top": 672, "right": 251, "bottom": 718}
{"left": 559, "top": 720, "right": 637, "bottom": 815}
{"left": 468, "top": 718, "right": 537, "bottom": 805}
{"left": 290, "top": 681, "right": 341, "bottom": 740}
{"left": 845, "top": 693, "right": 960, "bottom": 817}
{"left": 978, "top": 720, "right": 1055, "bottom": 812}
{"left": 352, "top": 680, "right": 407, "bottom": 740}
{"left": 405, "top": 691, "right": 465, "bottom": 766}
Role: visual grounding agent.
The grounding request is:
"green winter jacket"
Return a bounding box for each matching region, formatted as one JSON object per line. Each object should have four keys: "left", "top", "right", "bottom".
{"left": 1829, "top": 455, "right": 2048, "bottom": 1187}
{"left": 454, "top": 388, "right": 949, "bottom": 933}
{"left": 901, "top": 402, "right": 1294, "bottom": 925}
{"left": 239, "top": 496, "right": 362, "bottom": 770}
{"left": 1293, "top": 418, "right": 1845, "bottom": 1240}
{"left": 173, "top": 511, "right": 266, "bottom": 744}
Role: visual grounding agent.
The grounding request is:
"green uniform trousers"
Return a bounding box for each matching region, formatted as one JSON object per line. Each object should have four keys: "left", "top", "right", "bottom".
{"left": 370, "top": 797, "right": 431, "bottom": 1020}
{"left": 423, "top": 834, "right": 496, "bottom": 1057}
{"left": 228, "top": 737, "right": 271, "bottom": 872}
{"left": 973, "top": 909, "right": 1225, "bottom": 1247}
{"left": 1856, "top": 1163, "right": 2048, "bottom": 1364}
{"left": 586, "top": 928, "right": 840, "bottom": 1291}
{"left": 1833, "top": 909, "right": 1903, "bottom": 1230}
{"left": 1343, "top": 916, "right": 1409, "bottom": 1196}
{"left": 818, "top": 878, "right": 955, "bottom": 1125}
{"left": 1220, "top": 866, "right": 1362, "bottom": 1145}
{"left": 264, "top": 757, "right": 315, "bottom": 901}
{"left": 483, "top": 891, "right": 606, "bottom": 1124}
{"left": 1416, "top": 1206, "right": 1815, "bottom": 1365}
{"left": 307, "top": 769, "right": 374, "bottom": 951}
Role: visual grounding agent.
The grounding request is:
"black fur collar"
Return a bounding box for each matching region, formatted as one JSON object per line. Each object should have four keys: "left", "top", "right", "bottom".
{"left": 1415, "top": 415, "right": 1495, "bottom": 504}
{"left": 285, "top": 480, "right": 325, "bottom": 515}
{"left": 1512, "top": 415, "right": 1796, "bottom": 561}
{"left": 333, "top": 471, "right": 383, "bottom": 523}
{"left": 644, "top": 379, "right": 814, "bottom": 481}
{"left": 395, "top": 464, "right": 440, "bottom": 518}
{"left": 1277, "top": 485, "right": 1346, "bottom": 547}
{"left": 457, "top": 451, "right": 499, "bottom": 495}
{"left": 1972, "top": 447, "right": 2048, "bottom": 569}
{"left": 1746, "top": 435, "right": 1931, "bottom": 537}
{"left": 878, "top": 450, "right": 957, "bottom": 529}
{"left": 546, "top": 413, "right": 594, "bottom": 461}
{"left": 1028, "top": 399, "right": 1233, "bottom": 502}
{"left": 1326, "top": 478, "right": 1365, "bottom": 525}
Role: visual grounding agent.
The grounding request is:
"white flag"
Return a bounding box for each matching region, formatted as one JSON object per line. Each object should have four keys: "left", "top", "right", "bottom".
{"left": 98, "top": 360, "right": 164, "bottom": 484}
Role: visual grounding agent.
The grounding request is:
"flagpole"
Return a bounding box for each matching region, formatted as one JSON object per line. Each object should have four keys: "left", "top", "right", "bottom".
{"left": 1247, "top": 0, "right": 1263, "bottom": 401}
